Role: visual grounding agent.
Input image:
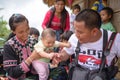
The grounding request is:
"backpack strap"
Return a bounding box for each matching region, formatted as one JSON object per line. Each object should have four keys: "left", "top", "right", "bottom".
{"left": 75, "top": 41, "right": 80, "bottom": 65}
{"left": 99, "top": 31, "right": 117, "bottom": 73}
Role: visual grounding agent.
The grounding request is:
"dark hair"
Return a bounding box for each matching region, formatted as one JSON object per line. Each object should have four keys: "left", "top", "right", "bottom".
{"left": 55, "top": 0, "right": 65, "bottom": 3}
{"left": 30, "top": 27, "right": 40, "bottom": 36}
{"left": 9, "top": 14, "right": 29, "bottom": 31}
{"left": 41, "top": 28, "right": 56, "bottom": 38}
{"left": 101, "top": 7, "right": 113, "bottom": 20}
{"left": 72, "top": 4, "right": 81, "bottom": 11}
{"left": 75, "top": 9, "right": 101, "bottom": 29}
{"left": 6, "top": 32, "right": 16, "bottom": 41}
{"left": 60, "top": 31, "right": 73, "bottom": 41}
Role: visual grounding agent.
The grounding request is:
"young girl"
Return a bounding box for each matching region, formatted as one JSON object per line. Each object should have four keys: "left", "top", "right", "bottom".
{"left": 32, "top": 28, "right": 71, "bottom": 80}
{"left": 3, "top": 14, "right": 41, "bottom": 80}
{"left": 100, "top": 7, "right": 116, "bottom": 32}
{"left": 42, "top": 0, "right": 70, "bottom": 41}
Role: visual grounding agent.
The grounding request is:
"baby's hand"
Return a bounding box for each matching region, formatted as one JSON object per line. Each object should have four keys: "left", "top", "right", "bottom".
{"left": 48, "top": 52, "right": 55, "bottom": 59}
{"left": 66, "top": 42, "right": 71, "bottom": 48}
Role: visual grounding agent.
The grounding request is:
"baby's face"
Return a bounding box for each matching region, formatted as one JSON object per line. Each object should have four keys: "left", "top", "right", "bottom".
{"left": 42, "top": 35, "right": 56, "bottom": 48}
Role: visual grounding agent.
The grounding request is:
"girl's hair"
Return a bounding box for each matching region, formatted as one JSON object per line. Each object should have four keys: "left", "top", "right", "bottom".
{"left": 60, "top": 31, "right": 73, "bottom": 41}
{"left": 9, "top": 14, "right": 29, "bottom": 31}
{"left": 101, "top": 7, "right": 113, "bottom": 20}
{"left": 30, "top": 27, "right": 40, "bottom": 36}
{"left": 75, "top": 9, "right": 101, "bottom": 29}
{"left": 41, "top": 28, "right": 56, "bottom": 38}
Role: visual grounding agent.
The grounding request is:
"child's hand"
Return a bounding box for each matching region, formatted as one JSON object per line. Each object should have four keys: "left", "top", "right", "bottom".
{"left": 48, "top": 52, "right": 55, "bottom": 59}
{"left": 66, "top": 42, "right": 71, "bottom": 48}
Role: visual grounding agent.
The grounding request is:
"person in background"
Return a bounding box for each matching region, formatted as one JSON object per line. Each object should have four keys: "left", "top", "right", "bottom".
{"left": 30, "top": 27, "right": 40, "bottom": 41}
{"left": 100, "top": 7, "right": 116, "bottom": 32}
{"left": 70, "top": 4, "right": 81, "bottom": 33}
{"left": 32, "top": 28, "right": 71, "bottom": 80}
{"left": 42, "top": 0, "right": 70, "bottom": 41}
{"left": 3, "top": 14, "right": 41, "bottom": 80}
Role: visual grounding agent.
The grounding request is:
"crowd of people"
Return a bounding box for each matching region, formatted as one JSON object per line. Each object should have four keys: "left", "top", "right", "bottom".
{"left": 1, "top": 0, "right": 120, "bottom": 80}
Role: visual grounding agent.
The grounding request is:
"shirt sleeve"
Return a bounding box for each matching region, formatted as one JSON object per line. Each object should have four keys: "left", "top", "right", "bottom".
{"left": 34, "top": 41, "right": 44, "bottom": 52}
{"left": 3, "top": 44, "right": 30, "bottom": 79}
{"left": 41, "top": 10, "right": 52, "bottom": 29}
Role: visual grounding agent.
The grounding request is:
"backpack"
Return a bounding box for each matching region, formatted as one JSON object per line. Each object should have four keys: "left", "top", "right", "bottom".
{"left": 48, "top": 66, "right": 68, "bottom": 80}
{"left": 68, "top": 30, "right": 118, "bottom": 80}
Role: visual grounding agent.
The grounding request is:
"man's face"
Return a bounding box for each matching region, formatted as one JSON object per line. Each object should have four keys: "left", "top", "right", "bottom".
{"left": 74, "top": 21, "right": 93, "bottom": 44}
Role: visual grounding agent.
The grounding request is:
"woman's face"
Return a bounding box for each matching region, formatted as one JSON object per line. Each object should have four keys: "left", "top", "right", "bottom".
{"left": 54, "top": 0, "right": 65, "bottom": 13}
{"left": 13, "top": 20, "right": 30, "bottom": 43}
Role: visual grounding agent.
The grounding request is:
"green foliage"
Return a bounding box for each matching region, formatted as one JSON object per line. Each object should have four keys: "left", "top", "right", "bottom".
{"left": 0, "top": 16, "right": 11, "bottom": 47}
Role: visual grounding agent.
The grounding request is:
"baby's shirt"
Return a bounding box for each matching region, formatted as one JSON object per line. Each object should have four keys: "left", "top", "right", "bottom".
{"left": 34, "top": 40, "right": 60, "bottom": 63}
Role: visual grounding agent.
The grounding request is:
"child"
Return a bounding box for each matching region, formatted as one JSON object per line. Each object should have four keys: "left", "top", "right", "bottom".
{"left": 30, "top": 27, "right": 40, "bottom": 41}
{"left": 70, "top": 4, "right": 81, "bottom": 32}
{"left": 100, "top": 7, "right": 116, "bottom": 32}
{"left": 32, "top": 28, "right": 71, "bottom": 80}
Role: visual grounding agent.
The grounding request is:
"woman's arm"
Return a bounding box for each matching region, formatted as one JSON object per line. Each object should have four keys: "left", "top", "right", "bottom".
{"left": 3, "top": 44, "right": 30, "bottom": 79}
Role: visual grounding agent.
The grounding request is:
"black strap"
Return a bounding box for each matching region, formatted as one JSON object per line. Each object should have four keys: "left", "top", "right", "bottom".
{"left": 99, "top": 29, "right": 108, "bottom": 72}
{"left": 75, "top": 41, "right": 80, "bottom": 65}
{"left": 99, "top": 31, "right": 117, "bottom": 73}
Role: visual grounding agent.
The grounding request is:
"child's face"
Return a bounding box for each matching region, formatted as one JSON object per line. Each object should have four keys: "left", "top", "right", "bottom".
{"left": 42, "top": 35, "right": 56, "bottom": 48}
{"left": 100, "top": 10, "right": 111, "bottom": 23}
{"left": 73, "top": 9, "right": 80, "bottom": 15}
{"left": 13, "top": 20, "right": 30, "bottom": 43}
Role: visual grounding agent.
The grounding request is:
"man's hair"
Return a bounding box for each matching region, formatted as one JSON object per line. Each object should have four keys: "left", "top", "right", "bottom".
{"left": 101, "top": 7, "right": 113, "bottom": 20}
{"left": 41, "top": 28, "right": 56, "bottom": 38}
{"left": 75, "top": 9, "right": 101, "bottom": 29}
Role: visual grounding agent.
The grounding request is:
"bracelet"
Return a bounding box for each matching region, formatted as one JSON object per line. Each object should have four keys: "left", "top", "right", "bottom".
{"left": 28, "top": 57, "right": 33, "bottom": 63}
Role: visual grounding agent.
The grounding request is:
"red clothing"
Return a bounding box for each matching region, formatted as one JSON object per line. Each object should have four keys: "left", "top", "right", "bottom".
{"left": 42, "top": 10, "right": 70, "bottom": 31}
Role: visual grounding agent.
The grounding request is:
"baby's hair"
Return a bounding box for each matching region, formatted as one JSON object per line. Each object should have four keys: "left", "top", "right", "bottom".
{"left": 9, "top": 14, "right": 29, "bottom": 31}
{"left": 60, "top": 31, "right": 73, "bottom": 41}
{"left": 30, "top": 27, "right": 40, "bottom": 37}
{"left": 41, "top": 28, "right": 56, "bottom": 38}
{"left": 75, "top": 9, "right": 101, "bottom": 29}
{"left": 72, "top": 4, "right": 81, "bottom": 11}
{"left": 101, "top": 7, "right": 113, "bottom": 20}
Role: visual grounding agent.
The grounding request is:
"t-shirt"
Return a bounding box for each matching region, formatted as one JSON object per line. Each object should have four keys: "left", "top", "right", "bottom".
{"left": 70, "top": 13, "right": 76, "bottom": 32}
{"left": 34, "top": 40, "right": 60, "bottom": 63}
{"left": 42, "top": 10, "right": 70, "bottom": 31}
{"left": 101, "top": 22, "right": 116, "bottom": 32}
{"left": 64, "top": 29, "right": 120, "bottom": 70}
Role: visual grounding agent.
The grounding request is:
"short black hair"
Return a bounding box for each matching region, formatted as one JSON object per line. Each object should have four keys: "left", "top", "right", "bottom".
{"left": 75, "top": 9, "right": 101, "bottom": 29}
{"left": 72, "top": 4, "right": 81, "bottom": 11}
{"left": 60, "top": 31, "right": 73, "bottom": 41}
{"left": 101, "top": 7, "right": 113, "bottom": 20}
{"left": 30, "top": 27, "right": 40, "bottom": 36}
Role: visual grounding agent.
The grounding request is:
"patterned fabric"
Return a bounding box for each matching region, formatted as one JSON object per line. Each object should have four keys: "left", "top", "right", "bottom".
{"left": 3, "top": 36, "right": 37, "bottom": 79}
